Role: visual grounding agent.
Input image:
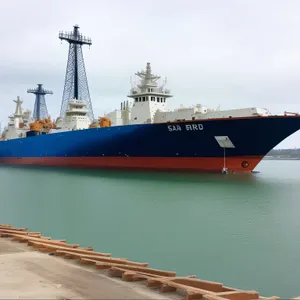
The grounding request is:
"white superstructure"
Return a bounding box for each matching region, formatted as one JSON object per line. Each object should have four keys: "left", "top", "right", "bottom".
{"left": 104, "top": 62, "right": 270, "bottom": 126}
{"left": 1, "top": 63, "right": 271, "bottom": 141}
{"left": 2, "top": 97, "right": 32, "bottom": 140}
{"left": 55, "top": 99, "right": 91, "bottom": 131}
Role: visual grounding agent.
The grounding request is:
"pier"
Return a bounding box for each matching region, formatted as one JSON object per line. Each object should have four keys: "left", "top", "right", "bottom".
{"left": 0, "top": 224, "right": 297, "bottom": 299}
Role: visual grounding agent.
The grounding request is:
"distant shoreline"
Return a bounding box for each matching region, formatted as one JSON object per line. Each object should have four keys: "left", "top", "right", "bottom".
{"left": 263, "top": 156, "right": 300, "bottom": 160}
{"left": 265, "top": 148, "right": 300, "bottom": 160}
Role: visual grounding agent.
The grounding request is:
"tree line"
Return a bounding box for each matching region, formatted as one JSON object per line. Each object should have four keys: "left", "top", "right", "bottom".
{"left": 268, "top": 148, "right": 300, "bottom": 157}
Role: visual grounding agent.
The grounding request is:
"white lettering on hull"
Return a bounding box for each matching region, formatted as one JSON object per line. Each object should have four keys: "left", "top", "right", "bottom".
{"left": 167, "top": 125, "right": 182, "bottom": 132}
{"left": 185, "top": 124, "right": 204, "bottom": 131}
{"left": 168, "top": 124, "right": 204, "bottom": 132}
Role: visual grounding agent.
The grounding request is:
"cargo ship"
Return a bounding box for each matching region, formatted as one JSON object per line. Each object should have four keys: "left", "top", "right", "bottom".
{"left": 1, "top": 62, "right": 300, "bottom": 173}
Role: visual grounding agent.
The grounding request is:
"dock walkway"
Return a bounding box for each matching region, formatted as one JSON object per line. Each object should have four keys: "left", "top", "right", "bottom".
{"left": 0, "top": 224, "right": 298, "bottom": 300}
{"left": 0, "top": 238, "right": 177, "bottom": 299}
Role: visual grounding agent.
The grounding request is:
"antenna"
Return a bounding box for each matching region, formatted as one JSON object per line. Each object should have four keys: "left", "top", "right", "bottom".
{"left": 59, "top": 24, "right": 94, "bottom": 121}
{"left": 27, "top": 84, "right": 53, "bottom": 120}
{"left": 130, "top": 76, "right": 134, "bottom": 89}
{"left": 160, "top": 76, "right": 167, "bottom": 89}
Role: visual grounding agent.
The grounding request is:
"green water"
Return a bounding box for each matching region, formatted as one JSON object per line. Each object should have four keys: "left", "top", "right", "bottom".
{"left": 0, "top": 161, "right": 299, "bottom": 298}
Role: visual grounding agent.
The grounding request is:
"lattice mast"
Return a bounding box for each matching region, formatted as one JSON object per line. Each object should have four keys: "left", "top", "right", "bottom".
{"left": 59, "top": 24, "right": 94, "bottom": 121}
{"left": 27, "top": 84, "right": 53, "bottom": 120}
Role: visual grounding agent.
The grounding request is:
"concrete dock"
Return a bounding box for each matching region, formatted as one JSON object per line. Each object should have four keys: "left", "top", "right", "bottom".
{"left": 0, "top": 224, "right": 298, "bottom": 300}
{"left": 0, "top": 238, "right": 176, "bottom": 299}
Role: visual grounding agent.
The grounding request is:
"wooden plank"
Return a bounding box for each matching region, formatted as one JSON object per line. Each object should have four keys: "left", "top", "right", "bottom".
{"left": 122, "top": 271, "right": 196, "bottom": 283}
{"left": 11, "top": 234, "right": 80, "bottom": 248}
{"left": 165, "top": 278, "right": 225, "bottom": 293}
{"left": 12, "top": 236, "right": 28, "bottom": 242}
{"left": 107, "top": 267, "right": 162, "bottom": 279}
{"left": 0, "top": 233, "right": 11, "bottom": 238}
{"left": 29, "top": 241, "right": 111, "bottom": 257}
{"left": 0, "top": 226, "right": 27, "bottom": 231}
{"left": 55, "top": 250, "right": 148, "bottom": 267}
{"left": 0, "top": 229, "right": 83, "bottom": 247}
{"left": 172, "top": 285, "right": 216, "bottom": 299}
{"left": 146, "top": 278, "right": 230, "bottom": 297}
{"left": 0, "top": 229, "right": 29, "bottom": 236}
{"left": 0, "top": 229, "right": 40, "bottom": 238}
{"left": 90, "top": 260, "right": 176, "bottom": 277}
{"left": 203, "top": 291, "right": 259, "bottom": 300}
{"left": 186, "top": 290, "right": 211, "bottom": 300}
{"left": 160, "top": 284, "right": 177, "bottom": 293}
{"left": 108, "top": 267, "right": 127, "bottom": 278}
{"left": 160, "top": 280, "right": 223, "bottom": 294}
{"left": 28, "top": 232, "right": 41, "bottom": 236}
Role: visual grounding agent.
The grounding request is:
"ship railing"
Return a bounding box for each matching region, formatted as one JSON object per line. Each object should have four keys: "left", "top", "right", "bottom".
{"left": 58, "top": 31, "right": 92, "bottom": 44}
{"left": 284, "top": 111, "right": 299, "bottom": 116}
{"left": 158, "top": 88, "right": 171, "bottom": 94}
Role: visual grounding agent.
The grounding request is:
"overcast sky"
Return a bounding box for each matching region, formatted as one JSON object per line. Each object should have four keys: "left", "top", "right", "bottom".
{"left": 1, "top": 0, "right": 300, "bottom": 148}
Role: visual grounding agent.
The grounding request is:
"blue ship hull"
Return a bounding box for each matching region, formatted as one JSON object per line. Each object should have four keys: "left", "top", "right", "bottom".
{"left": 1, "top": 116, "right": 300, "bottom": 172}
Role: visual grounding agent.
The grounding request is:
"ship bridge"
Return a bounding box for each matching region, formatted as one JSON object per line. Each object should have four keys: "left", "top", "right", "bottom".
{"left": 128, "top": 62, "right": 172, "bottom": 99}
{"left": 126, "top": 63, "right": 172, "bottom": 125}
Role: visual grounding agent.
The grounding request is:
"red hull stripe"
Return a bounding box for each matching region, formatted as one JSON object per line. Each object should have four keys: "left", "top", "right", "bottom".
{"left": 0, "top": 156, "right": 264, "bottom": 172}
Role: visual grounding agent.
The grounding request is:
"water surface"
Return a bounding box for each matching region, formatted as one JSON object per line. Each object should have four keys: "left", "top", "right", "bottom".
{"left": 0, "top": 161, "right": 299, "bottom": 298}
